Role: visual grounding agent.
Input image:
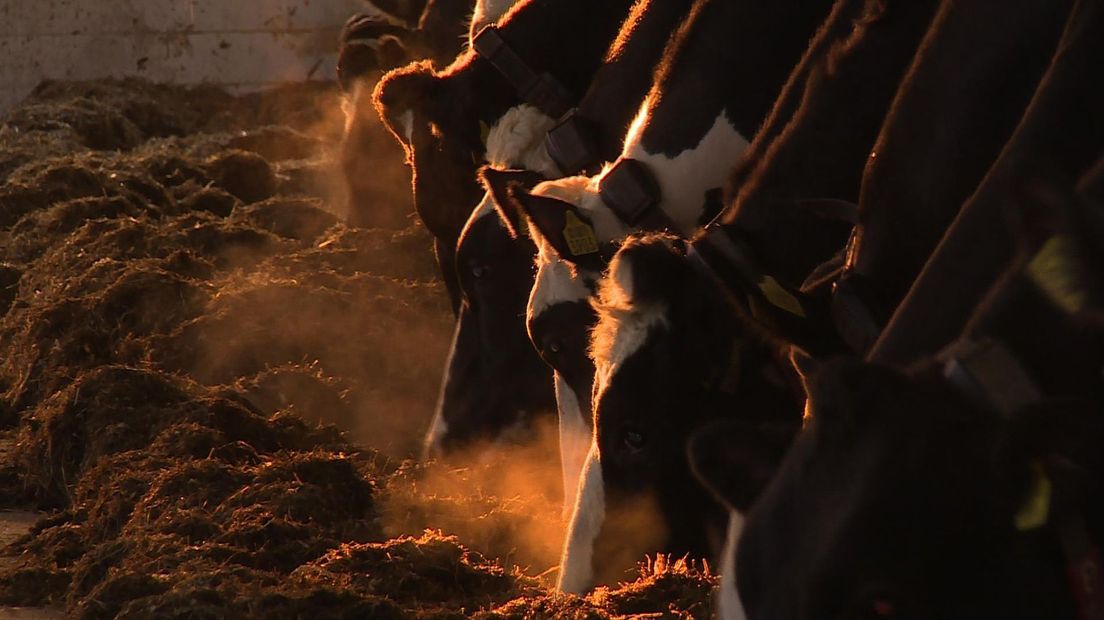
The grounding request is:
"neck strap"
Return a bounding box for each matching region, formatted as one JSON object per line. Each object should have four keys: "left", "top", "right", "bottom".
{"left": 472, "top": 25, "right": 573, "bottom": 119}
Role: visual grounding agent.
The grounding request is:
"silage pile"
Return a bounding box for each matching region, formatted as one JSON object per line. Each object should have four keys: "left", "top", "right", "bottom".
{"left": 0, "top": 79, "right": 715, "bottom": 618}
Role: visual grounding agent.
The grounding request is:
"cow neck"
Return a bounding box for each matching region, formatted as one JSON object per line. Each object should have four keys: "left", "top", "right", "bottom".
{"left": 472, "top": 25, "right": 573, "bottom": 119}
{"left": 939, "top": 337, "right": 1104, "bottom": 620}
{"left": 547, "top": 0, "right": 697, "bottom": 176}
{"left": 833, "top": 0, "right": 1075, "bottom": 356}
{"left": 723, "top": 0, "right": 940, "bottom": 235}
{"left": 869, "top": 0, "right": 1104, "bottom": 366}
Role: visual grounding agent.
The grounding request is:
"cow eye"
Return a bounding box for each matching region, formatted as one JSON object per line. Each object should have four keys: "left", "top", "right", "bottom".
{"left": 622, "top": 427, "right": 647, "bottom": 453}
{"left": 471, "top": 264, "right": 488, "bottom": 279}
{"left": 547, "top": 339, "right": 561, "bottom": 354}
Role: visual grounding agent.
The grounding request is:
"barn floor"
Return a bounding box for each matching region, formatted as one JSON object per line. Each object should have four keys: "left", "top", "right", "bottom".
{"left": 0, "top": 79, "right": 715, "bottom": 618}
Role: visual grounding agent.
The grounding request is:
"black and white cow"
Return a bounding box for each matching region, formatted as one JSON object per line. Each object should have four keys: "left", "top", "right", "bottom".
{"left": 534, "top": 0, "right": 946, "bottom": 595}
{"left": 373, "top": 0, "right": 636, "bottom": 310}
{"left": 706, "top": 154, "right": 1104, "bottom": 620}
{"left": 495, "top": 0, "right": 836, "bottom": 592}
{"left": 428, "top": 0, "right": 695, "bottom": 488}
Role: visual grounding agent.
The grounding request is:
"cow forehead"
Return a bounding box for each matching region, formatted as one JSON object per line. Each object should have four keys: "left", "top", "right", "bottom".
{"left": 592, "top": 257, "right": 670, "bottom": 393}
{"left": 528, "top": 259, "right": 593, "bottom": 321}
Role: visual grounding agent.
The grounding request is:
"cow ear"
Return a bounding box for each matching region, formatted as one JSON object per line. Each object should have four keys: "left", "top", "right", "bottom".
{"left": 376, "top": 35, "right": 409, "bottom": 71}
{"left": 480, "top": 166, "right": 546, "bottom": 238}
{"left": 372, "top": 60, "right": 439, "bottom": 145}
{"left": 688, "top": 419, "right": 796, "bottom": 512}
{"left": 337, "top": 14, "right": 409, "bottom": 90}
{"left": 504, "top": 185, "right": 600, "bottom": 267}
{"left": 1013, "top": 162, "right": 1104, "bottom": 319}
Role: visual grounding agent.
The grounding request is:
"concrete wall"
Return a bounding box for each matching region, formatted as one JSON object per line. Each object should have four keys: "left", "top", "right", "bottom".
{"left": 0, "top": 0, "right": 367, "bottom": 112}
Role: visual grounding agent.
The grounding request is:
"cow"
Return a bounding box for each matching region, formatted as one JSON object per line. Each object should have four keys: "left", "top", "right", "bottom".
{"left": 494, "top": 0, "right": 839, "bottom": 592}
{"left": 373, "top": 0, "right": 637, "bottom": 310}
{"left": 830, "top": 0, "right": 1075, "bottom": 352}
{"left": 703, "top": 155, "right": 1104, "bottom": 620}
{"left": 336, "top": 0, "right": 476, "bottom": 230}
{"left": 427, "top": 0, "right": 695, "bottom": 491}
{"left": 526, "top": 0, "right": 948, "bottom": 594}
{"left": 869, "top": 0, "right": 1104, "bottom": 366}
{"left": 692, "top": 3, "right": 1104, "bottom": 613}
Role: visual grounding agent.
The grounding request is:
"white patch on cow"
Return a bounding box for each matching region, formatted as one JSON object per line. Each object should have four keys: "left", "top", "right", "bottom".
{"left": 484, "top": 105, "right": 559, "bottom": 176}
{"left": 558, "top": 441, "right": 605, "bottom": 594}
{"left": 424, "top": 319, "right": 462, "bottom": 457}
{"left": 590, "top": 255, "right": 670, "bottom": 391}
{"left": 468, "top": 0, "right": 522, "bottom": 46}
{"left": 398, "top": 109, "right": 415, "bottom": 145}
{"left": 527, "top": 257, "right": 593, "bottom": 320}
{"left": 556, "top": 372, "right": 591, "bottom": 517}
{"left": 718, "top": 511, "right": 748, "bottom": 620}
{"left": 620, "top": 108, "right": 750, "bottom": 233}
{"left": 461, "top": 105, "right": 558, "bottom": 239}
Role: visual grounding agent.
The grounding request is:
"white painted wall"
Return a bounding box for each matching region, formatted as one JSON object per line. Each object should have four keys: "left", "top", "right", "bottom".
{"left": 0, "top": 0, "right": 368, "bottom": 112}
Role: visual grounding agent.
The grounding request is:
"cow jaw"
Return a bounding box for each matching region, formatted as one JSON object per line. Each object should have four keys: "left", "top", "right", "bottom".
{"left": 558, "top": 440, "right": 605, "bottom": 594}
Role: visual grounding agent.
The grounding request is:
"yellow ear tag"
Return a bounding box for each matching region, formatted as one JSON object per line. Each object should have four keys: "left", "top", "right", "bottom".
{"left": 479, "top": 121, "right": 491, "bottom": 147}
{"left": 1028, "top": 235, "right": 1087, "bottom": 315}
{"left": 1014, "top": 460, "right": 1052, "bottom": 531}
{"left": 563, "top": 210, "right": 599, "bottom": 256}
{"left": 758, "top": 275, "right": 805, "bottom": 318}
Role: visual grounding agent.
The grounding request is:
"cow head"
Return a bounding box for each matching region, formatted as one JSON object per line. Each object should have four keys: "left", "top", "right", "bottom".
{"left": 496, "top": 174, "right": 631, "bottom": 512}
{"left": 337, "top": 12, "right": 412, "bottom": 92}
{"left": 425, "top": 166, "right": 558, "bottom": 455}
{"left": 730, "top": 354, "right": 1104, "bottom": 620}
{"left": 374, "top": 58, "right": 500, "bottom": 308}
{"left": 557, "top": 233, "right": 804, "bottom": 593}
{"left": 375, "top": 59, "right": 558, "bottom": 309}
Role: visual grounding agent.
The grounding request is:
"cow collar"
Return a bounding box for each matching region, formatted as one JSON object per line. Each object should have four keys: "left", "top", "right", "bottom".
{"left": 472, "top": 25, "right": 573, "bottom": 119}
{"left": 686, "top": 223, "right": 806, "bottom": 322}
{"left": 941, "top": 338, "right": 1104, "bottom": 620}
{"left": 546, "top": 110, "right": 602, "bottom": 176}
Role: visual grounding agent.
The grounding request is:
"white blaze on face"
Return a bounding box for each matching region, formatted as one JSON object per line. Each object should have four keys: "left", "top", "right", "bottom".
{"left": 399, "top": 109, "right": 415, "bottom": 146}
{"left": 618, "top": 104, "right": 750, "bottom": 234}
{"left": 591, "top": 254, "right": 670, "bottom": 392}
{"left": 424, "top": 319, "right": 463, "bottom": 457}
{"left": 556, "top": 372, "right": 591, "bottom": 517}
{"left": 558, "top": 440, "right": 606, "bottom": 594}
{"left": 719, "top": 510, "right": 749, "bottom": 620}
